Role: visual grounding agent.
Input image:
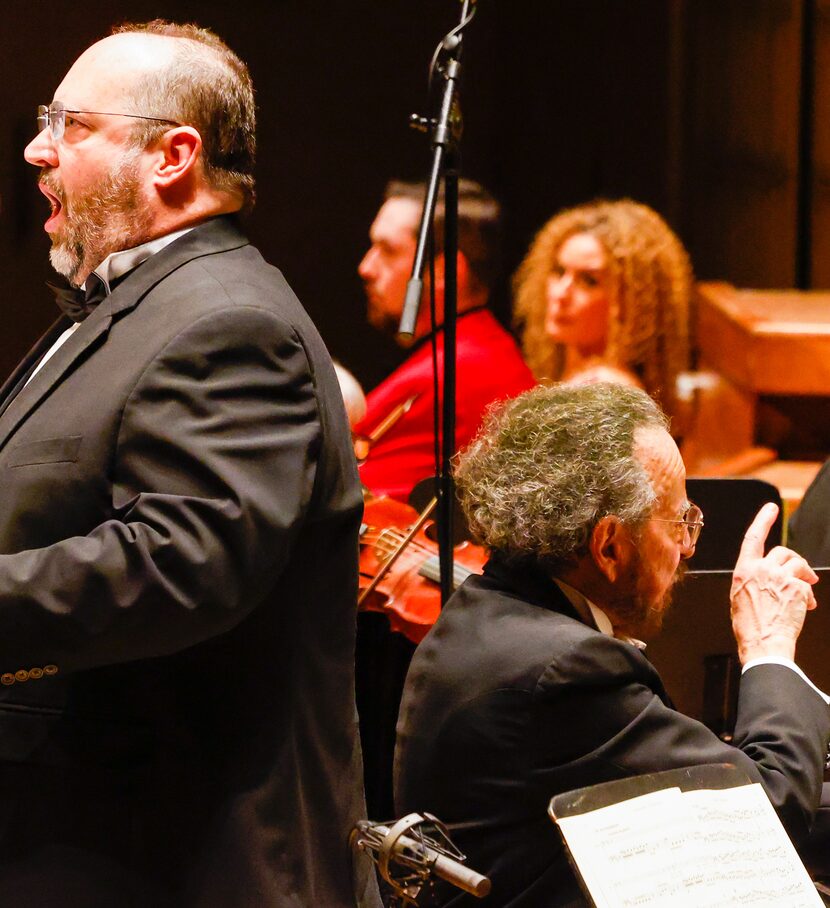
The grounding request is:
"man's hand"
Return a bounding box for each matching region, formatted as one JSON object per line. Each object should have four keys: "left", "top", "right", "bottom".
{"left": 731, "top": 502, "right": 819, "bottom": 664}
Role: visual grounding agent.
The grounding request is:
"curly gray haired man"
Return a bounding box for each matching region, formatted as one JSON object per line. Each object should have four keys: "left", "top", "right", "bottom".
{"left": 456, "top": 382, "right": 665, "bottom": 569}
{"left": 395, "top": 382, "right": 829, "bottom": 908}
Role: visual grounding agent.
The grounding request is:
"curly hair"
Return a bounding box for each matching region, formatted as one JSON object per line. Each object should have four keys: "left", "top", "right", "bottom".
{"left": 454, "top": 383, "right": 668, "bottom": 571}
{"left": 513, "top": 199, "right": 692, "bottom": 419}
{"left": 112, "top": 20, "right": 256, "bottom": 211}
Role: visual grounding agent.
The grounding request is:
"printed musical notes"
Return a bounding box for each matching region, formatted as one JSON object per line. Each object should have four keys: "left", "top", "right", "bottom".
{"left": 555, "top": 782, "right": 821, "bottom": 907}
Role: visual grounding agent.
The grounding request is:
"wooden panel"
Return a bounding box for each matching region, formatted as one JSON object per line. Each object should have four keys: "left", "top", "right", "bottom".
{"left": 696, "top": 281, "right": 830, "bottom": 394}
{"left": 684, "top": 280, "right": 830, "bottom": 491}
{"left": 649, "top": 568, "right": 830, "bottom": 722}
{"left": 748, "top": 459, "right": 823, "bottom": 513}
{"left": 810, "top": 0, "right": 830, "bottom": 287}
{"left": 679, "top": 371, "right": 760, "bottom": 473}
{"left": 682, "top": 1, "right": 803, "bottom": 287}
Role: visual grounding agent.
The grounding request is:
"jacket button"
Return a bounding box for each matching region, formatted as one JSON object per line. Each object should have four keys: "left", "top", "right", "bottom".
{"left": 28, "top": 667, "right": 43, "bottom": 680}
{"left": 0, "top": 674, "right": 14, "bottom": 686}
{"left": 14, "top": 670, "right": 29, "bottom": 682}
{"left": 43, "top": 665, "right": 58, "bottom": 676}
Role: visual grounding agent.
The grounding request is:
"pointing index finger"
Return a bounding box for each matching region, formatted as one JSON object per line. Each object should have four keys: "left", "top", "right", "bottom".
{"left": 736, "top": 502, "right": 780, "bottom": 565}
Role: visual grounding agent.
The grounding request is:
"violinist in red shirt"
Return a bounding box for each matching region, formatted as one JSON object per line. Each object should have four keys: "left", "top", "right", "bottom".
{"left": 355, "top": 179, "right": 534, "bottom": 503}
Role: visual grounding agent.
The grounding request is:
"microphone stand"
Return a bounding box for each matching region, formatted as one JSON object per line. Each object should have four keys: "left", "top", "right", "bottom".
{"left": 398, "top": 0, "right": 477, "bottom": 607}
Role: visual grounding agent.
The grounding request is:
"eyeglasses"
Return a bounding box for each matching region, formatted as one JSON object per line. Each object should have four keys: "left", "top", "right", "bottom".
{"left": 650, "top": 501, "right": 704, "bottom": 554}
{"left": 37, "top": 103, "right": 180, "bottom": 143}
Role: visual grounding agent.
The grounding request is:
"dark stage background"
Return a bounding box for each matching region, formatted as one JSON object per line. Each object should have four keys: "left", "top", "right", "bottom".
{"left": 0, "top": 1, "right": 825, "bottom": 391}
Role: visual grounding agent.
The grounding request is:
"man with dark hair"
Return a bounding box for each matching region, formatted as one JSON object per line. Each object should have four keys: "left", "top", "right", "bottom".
{"left": 355, "top": 178, "right": 533, "bottom": 502}
{"left": 2, "top": 22, "right": 377, "bottom": 908}
{"left": 395, "top": 383, "right": 830, "bottom": 907}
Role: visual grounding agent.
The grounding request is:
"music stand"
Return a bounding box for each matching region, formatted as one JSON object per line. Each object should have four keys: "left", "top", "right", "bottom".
{"left": 646, "top": 567, "right": 830, "bottom": 733}
{"left": 549, "top": 764, "right": 824, "bottom": 907}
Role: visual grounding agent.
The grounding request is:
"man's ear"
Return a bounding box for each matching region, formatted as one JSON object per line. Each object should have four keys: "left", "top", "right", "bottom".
{"left": 151, "top": 126, "right": 202, "bottom": 189}
{"left": 430, "top": 252, "right": 471, "bottom": 296}
{"left": 431, "top": 253, "right": 446, "bottom": 296}
{"left": 589, "top": 515, "right": 634, "bottom": 583}
{"left": 455, "top": 252, "right": 472, "bottom": 291}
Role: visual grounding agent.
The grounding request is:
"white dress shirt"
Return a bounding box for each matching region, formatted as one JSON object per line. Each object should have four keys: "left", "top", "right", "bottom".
{"left": 28, "top": 226, "right": 195, "bottom": 387}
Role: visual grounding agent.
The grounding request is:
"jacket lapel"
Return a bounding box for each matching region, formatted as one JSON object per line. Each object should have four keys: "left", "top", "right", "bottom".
{"left": 100, "top": 215, "right": 250, "bottom": 323}
{"left": 482, "top": 555, "right": 585, "bottom": 624}
{"left": 0, "top": 311, "right": 111, "bottom": 450}
{"left": 0, "top": 216, "right": 250, "bottom": 450}
{"left": 0, "top": 317, "right": 73, "bottom": 417}
{"left": 482, "top": 554, "right": 676, "bottom": 707}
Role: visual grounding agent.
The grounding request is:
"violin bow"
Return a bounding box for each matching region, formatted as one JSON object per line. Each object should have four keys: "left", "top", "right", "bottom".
{"left": 354, "top": 395, "right": 418, "bottom": 462}
{"left": 358, "top": 495, "right": 437, "bottom": 608}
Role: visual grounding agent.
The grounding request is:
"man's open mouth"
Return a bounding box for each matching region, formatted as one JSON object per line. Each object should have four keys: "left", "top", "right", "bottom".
{"left": 38, "top": 182, "right": 64, "bottom": 231}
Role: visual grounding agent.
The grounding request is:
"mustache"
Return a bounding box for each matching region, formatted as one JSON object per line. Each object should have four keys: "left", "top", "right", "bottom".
{"left": 39, "top": 169, "right": 65, "bottom": 204}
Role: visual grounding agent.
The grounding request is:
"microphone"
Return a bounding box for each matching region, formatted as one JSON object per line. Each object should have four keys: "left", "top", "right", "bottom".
{"left": 351, "top": 813, "right": 491, "bottom": 900}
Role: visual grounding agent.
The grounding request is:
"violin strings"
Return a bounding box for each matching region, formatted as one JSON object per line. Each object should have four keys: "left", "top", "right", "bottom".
{"left": 361, "top": 537, "right": 426, "bottom": 553}
{"left": 365, "top": 539, "right": 435, "bottom": 575}
{"left": 371, "top": 545, "right": 431, "bottom": 569}
{"left": 373, "top": 528, "right": 433, "bottom": 550}
{"left": 362, "top": 529, "right": 435, "bottom": 559}
{"left": 375, "top": 539, "right": 433, "bottom": 560}
{"left": 362, "top": 526, "right": 432, "bottom": 545}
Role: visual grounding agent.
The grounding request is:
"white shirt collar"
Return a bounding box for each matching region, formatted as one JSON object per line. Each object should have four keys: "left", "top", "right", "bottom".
{"left": 86, "top": 225, "right": 195, "bottom": 291}
{"left": 553, "top": 577, "right": 646, "bottom": 650}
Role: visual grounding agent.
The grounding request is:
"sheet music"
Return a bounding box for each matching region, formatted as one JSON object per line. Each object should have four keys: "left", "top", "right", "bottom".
{"left": 557, "top": 783, "right": 822, "bottom": 907}
{"left": 682, "top": 785, "right": 821, "bottom": 906}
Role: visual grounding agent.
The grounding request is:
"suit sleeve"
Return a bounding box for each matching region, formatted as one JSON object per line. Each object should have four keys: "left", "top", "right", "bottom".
{"left": 534, "top": 635, "right": 830, "bottom": 844}
{"left": 0, "top": 305, "right": 320, "bottom": 668}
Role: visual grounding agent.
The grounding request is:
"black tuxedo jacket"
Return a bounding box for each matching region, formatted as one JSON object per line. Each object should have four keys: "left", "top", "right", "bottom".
{"left": 394, "top": 557, "right": 830, "bottom": 907}
{"left": 0, "top": 217, "right": 378, "bottom": 907}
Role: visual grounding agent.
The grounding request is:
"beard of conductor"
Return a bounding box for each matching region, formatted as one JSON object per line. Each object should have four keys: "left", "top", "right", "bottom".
{"left": 7, "top": 20, "right": 378, "bottom": 908}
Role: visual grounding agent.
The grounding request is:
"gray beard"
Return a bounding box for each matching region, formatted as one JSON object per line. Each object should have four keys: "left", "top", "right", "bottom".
{"left": 609, "top": 555, "right": 689, "bottom": 640}
{"left": 44, "top": 149, "right": 153, "bottom": 286}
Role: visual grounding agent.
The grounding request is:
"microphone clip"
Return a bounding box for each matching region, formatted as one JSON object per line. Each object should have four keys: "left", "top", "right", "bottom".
{"left": 351, "top": 812, "right": 490, "bottom": 904}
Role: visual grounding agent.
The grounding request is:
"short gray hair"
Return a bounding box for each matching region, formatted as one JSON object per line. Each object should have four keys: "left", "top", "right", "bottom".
{"left": 113, "top": 20, "right": 256, "bottom": 211}
{"left": 454, "top": 383, "right": 669, "bottom": 571}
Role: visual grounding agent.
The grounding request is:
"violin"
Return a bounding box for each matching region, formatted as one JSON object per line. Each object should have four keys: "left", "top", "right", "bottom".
{"left": 359, "top": 495, "right": 487, "bottom": 644}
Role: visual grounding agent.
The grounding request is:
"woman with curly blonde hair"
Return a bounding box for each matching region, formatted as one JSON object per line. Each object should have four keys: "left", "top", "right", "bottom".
{"left": 513, "top": 199, "right": 692, "bottom": 421}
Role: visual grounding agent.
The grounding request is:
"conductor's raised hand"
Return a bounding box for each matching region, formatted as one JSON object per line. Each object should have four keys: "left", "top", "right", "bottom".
{"left": 730, "top": 502, "right": 818, "bottom": 664}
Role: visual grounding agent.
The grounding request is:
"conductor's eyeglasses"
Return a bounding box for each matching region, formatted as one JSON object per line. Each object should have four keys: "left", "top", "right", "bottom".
{"left": 37, "top": 103, "right": 180, "bottom": 142}
{"left": 650, "top": 502, "right": 704, "bottom": 554}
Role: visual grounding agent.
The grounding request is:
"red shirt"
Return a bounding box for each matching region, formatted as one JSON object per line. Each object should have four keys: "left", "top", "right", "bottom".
{"left": 355, "top": 309, "right": 534, "bottom": 502}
